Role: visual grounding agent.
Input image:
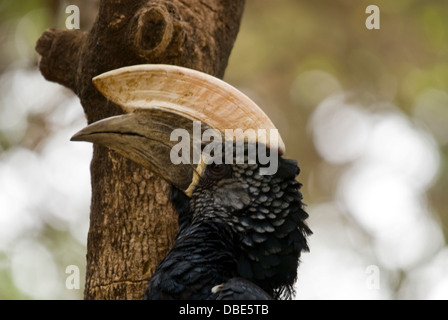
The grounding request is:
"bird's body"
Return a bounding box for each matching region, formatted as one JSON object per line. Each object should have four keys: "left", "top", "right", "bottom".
{"left": 145, "top": 154, "right": 311, "bottom": 300}
{"left": 145, "top": 220, "right": 238, "bottom": 299}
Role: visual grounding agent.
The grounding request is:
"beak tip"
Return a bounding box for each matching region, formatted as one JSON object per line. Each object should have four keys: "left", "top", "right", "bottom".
{"left": 70, "top": 130, "right": 88, "bottom": 142}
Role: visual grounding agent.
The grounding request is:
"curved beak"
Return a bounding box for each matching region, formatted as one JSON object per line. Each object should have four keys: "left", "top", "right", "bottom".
{"left": 72, "top": 64, "right": 285, "bottom": 195}
{"left": 71, "top": 109, "right": 198, "bottom": 193}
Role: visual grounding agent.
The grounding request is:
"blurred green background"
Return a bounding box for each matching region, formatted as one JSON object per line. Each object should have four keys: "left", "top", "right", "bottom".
{"left": 0, "top": 0, "right": 447, "bottom": 299}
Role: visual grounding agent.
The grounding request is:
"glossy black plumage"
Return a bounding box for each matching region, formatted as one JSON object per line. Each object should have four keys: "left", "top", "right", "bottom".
{"left": 144, "top": 149, "right": 311, "bottom": 300}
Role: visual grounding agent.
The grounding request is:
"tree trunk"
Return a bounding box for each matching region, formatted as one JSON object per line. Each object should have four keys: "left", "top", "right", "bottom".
{"left": 36, "top": 0, "right": 245, "bottom": 300}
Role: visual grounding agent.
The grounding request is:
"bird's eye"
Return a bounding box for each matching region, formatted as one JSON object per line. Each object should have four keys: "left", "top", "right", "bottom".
{"left": 206, "top": 163, "right": 230, "bottom": 179}
{"left": 210, "top": 163, "right": 224, "bottom": 173}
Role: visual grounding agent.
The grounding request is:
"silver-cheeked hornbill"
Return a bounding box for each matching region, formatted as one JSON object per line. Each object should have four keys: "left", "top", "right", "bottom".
{"left": 72, "top": 65, "right": 311, "bottom": 300}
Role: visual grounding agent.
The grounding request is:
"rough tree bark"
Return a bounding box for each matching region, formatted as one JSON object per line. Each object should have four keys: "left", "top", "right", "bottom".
{"left": 36, "top": 0, "right": 246, "bottom": 300}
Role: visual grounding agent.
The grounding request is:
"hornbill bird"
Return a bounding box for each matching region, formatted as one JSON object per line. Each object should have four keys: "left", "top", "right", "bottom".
{"left": 72, "top": 65, "right": 311, "bottom": 300}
